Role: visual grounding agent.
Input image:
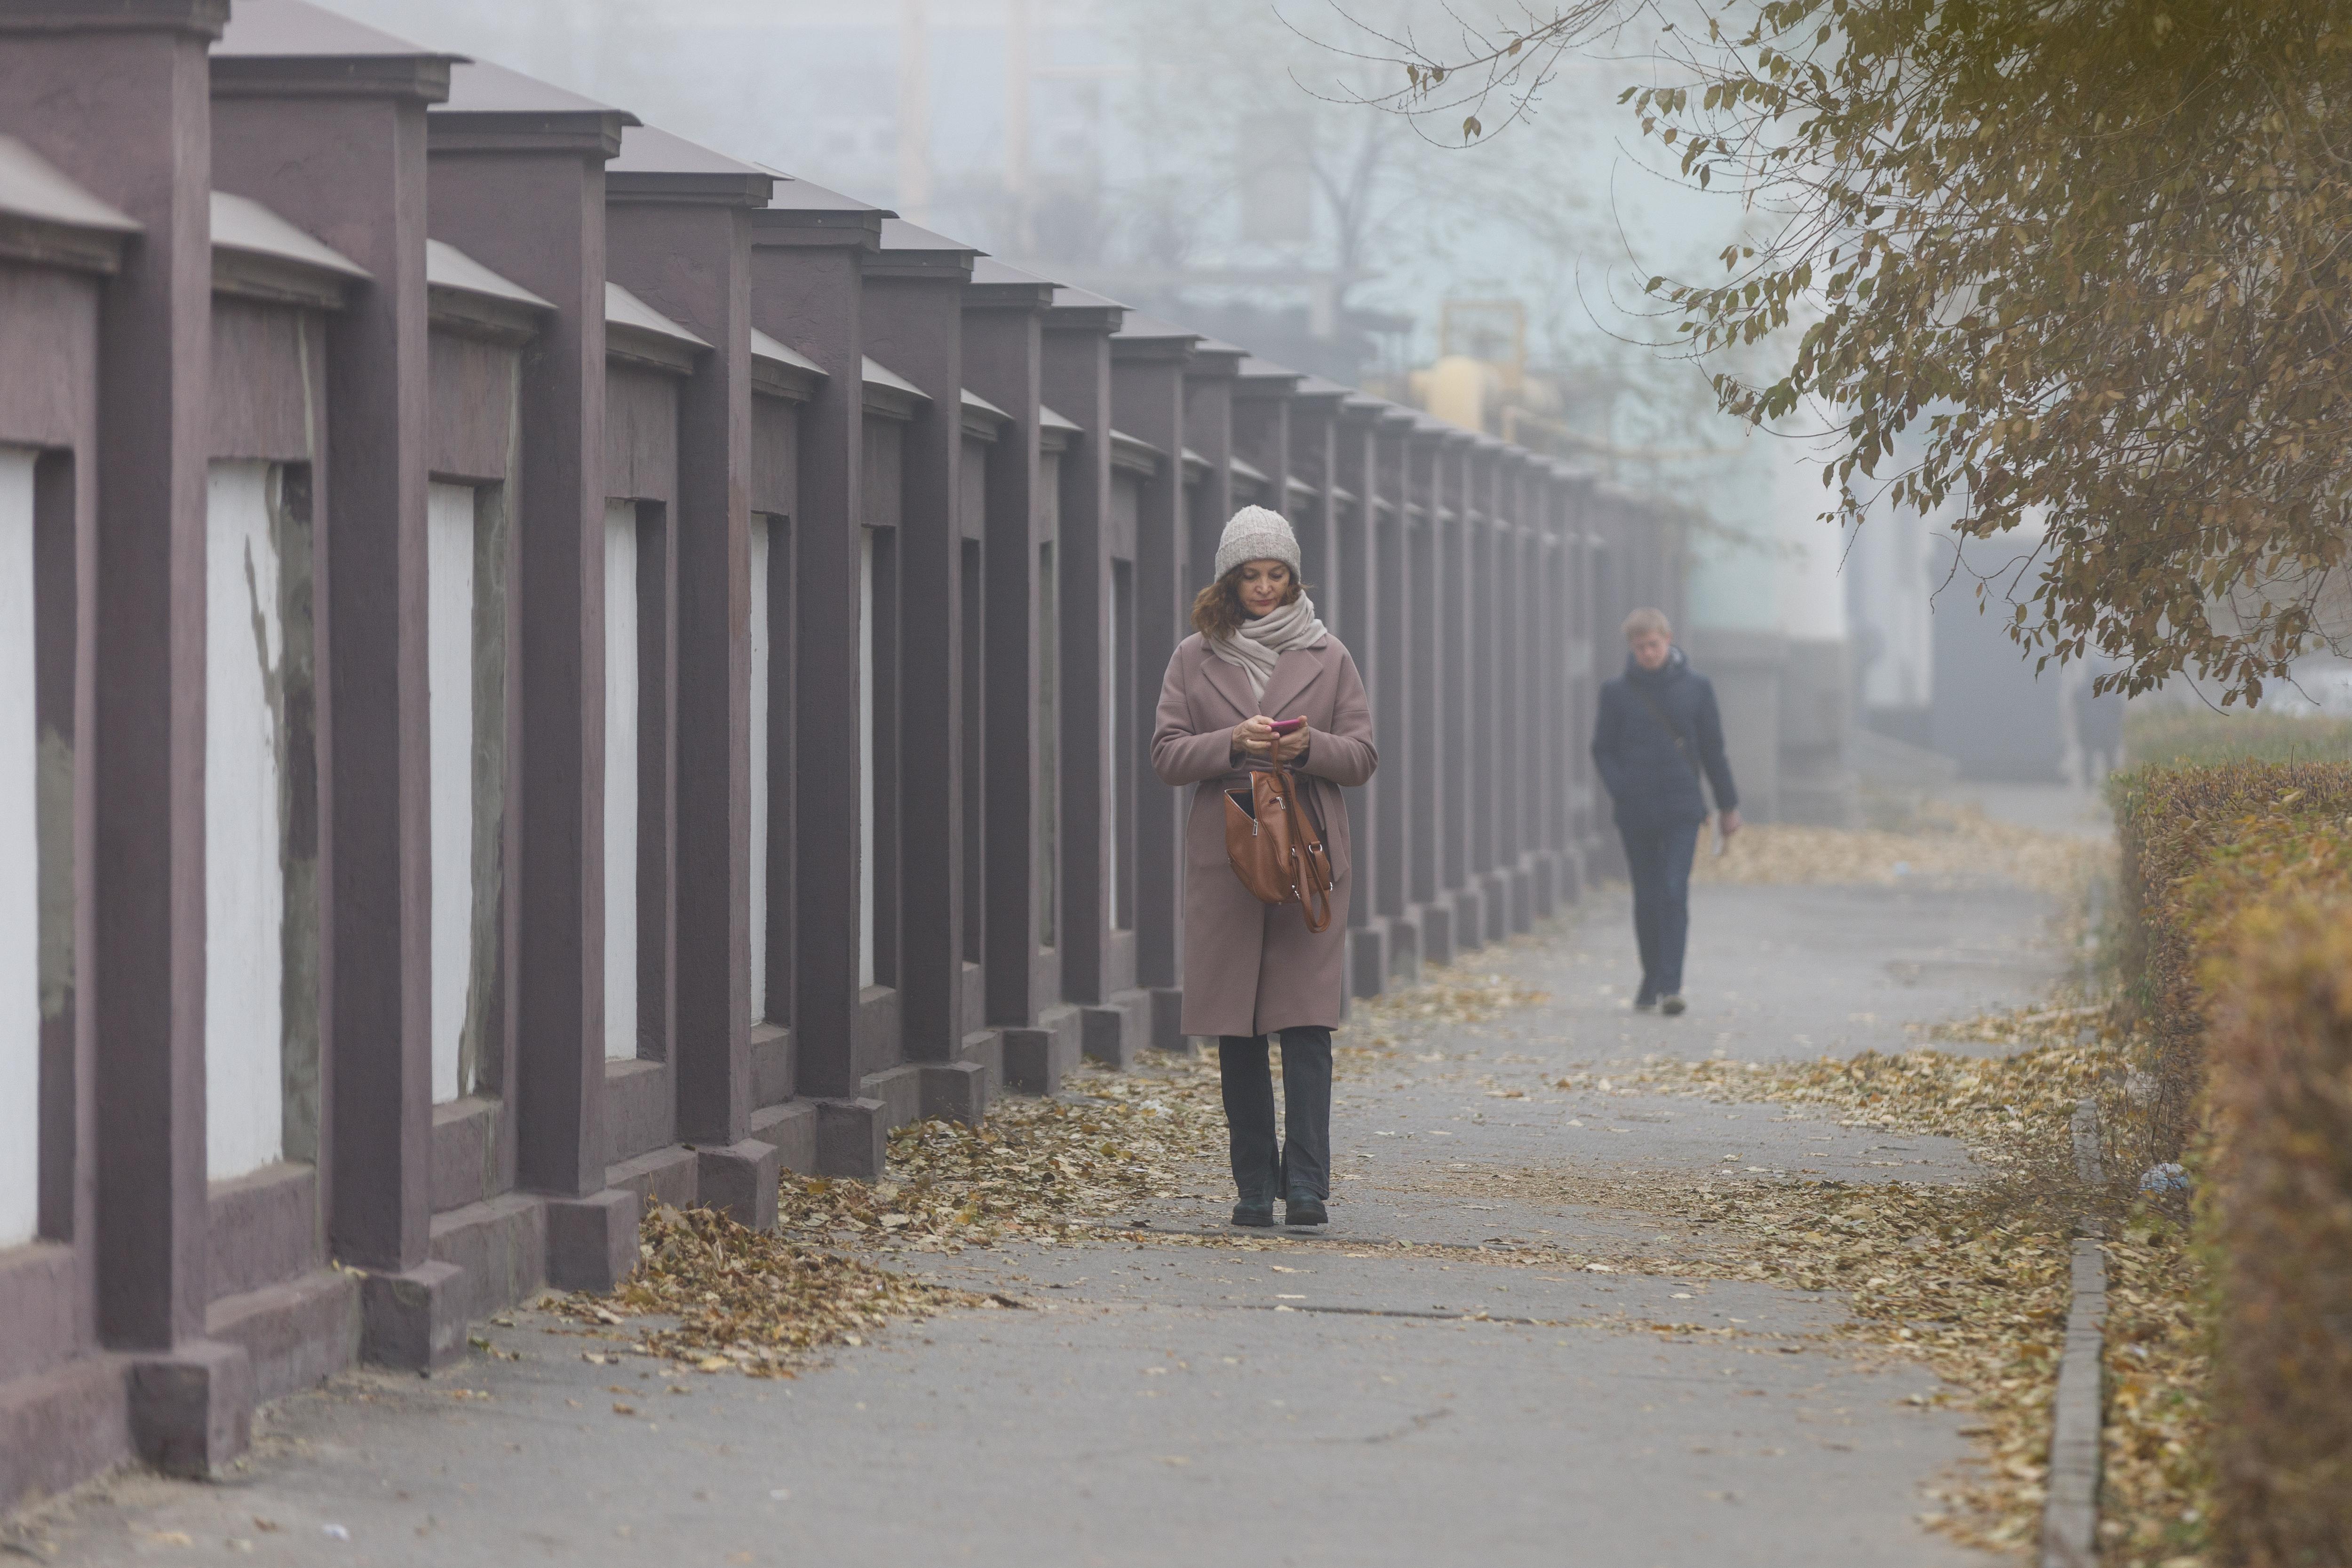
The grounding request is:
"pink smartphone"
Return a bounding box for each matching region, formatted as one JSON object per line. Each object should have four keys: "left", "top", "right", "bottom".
{"left": 1269, "top": 717, "right": 1306, "bottom": 735}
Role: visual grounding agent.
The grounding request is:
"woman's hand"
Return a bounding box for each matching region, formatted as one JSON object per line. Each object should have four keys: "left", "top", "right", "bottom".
{"left": 1719, "top": 808, "right": 1742, "bottom": 841}
{"left": 1231, "top": 715, "right": 1278, "bottom": 762}
{"left": 1273, "top": 721, "right": 1311, "bottom": 764}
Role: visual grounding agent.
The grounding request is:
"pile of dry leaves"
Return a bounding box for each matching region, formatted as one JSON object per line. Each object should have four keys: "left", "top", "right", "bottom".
{"left": 555, "top": 1203, "right": 995, "bottom": 1377}
{"left": 2098, "top": 1213, "right": 2211, "bottom": 1568}
{"left": 1606, "top": 1003, "right": 2113, "bottom": 1158}
{"left": 776, "top": 1054, "right": 1230, "bottom": 1250}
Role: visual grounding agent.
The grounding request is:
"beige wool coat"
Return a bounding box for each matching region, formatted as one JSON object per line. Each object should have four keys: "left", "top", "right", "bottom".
{"left": 1151, "top": 631, "right": 1378, "bottom": 1039}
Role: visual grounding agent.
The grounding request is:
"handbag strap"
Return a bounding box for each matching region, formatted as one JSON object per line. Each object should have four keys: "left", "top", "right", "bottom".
{"left": 1274, "top": 757, "right": 1335, "bottom": 932}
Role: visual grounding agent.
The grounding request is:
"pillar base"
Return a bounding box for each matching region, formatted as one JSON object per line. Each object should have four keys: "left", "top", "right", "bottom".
{"left": 1146, "top": 987, "right": 1186, "bottom": 1053}
{"left": 543, "top": 1188, "right": 641, "bottom": 1292}
{"left": 1000, "top": 1021, "right": 1079, "bottom": 1096}
{"left": 1587, "top": 831, "right": 1627, "bottom": 885}
{"left": 128, "top": 1339, "right": 252, "bottom": 1479}
{"left": 1528, "top": 852, "right": 1557, "bottom": 919}
{"left": 1479, "top": 870, "right": 1512, "bottom": 941}
{"left": 1347, "top": 923, "right": 1389, "bottom": 999}
{"left": 1453, "top": 883, "right": 1490, "bottom": 953}
{"left": 813, "top": 1096, "right": 889, "bottom": 1179}
{"left": 1505, "top": 865, "right": 1534, "bottom": 933}
{"left": 0, "top": 1353, "right": 129, "bottom": 1512}
{"left": 1417, "top": 901, "right": 1456, "bottom": 968}
{"left": 1381, "top": 912, "right": 1424, "bottom": 987}
{"left": 359, "top": 1259, "right": 470, "bottom": 1371}
{"left": 1081, "top": 990, "right": 1149, "bottom": 1069}
{"left": 695, "top": 1139, "right": 782, "bottom": 1230}
{"left": 917, "top": 1061, "right": 988, "bottom": 1126}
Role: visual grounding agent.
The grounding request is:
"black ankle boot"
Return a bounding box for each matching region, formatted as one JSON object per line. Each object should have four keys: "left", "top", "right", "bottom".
{"left": 1283, "top": 1195, "right": 1327, "bottom": 1227}
{"left": 1232, "top": 1200, "right": 1275, "bottom": 1227}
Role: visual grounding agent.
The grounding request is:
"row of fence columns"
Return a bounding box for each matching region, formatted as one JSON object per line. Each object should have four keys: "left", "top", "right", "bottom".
{"left": 0, "top": 0, "right": 1679, "bottom": 1509}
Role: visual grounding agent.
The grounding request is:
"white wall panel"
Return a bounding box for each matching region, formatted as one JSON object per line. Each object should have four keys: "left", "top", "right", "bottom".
{"left": 604, "top": 502, "right": 639, "bottom": 1060}
{"left": 747, "top": 517, "right": 770, "bottom": 1023}
{"left": 427, "top": 481, "right": 476, "bottom": 1103}
{"left": 0, "top": 448, "right": 40, "bottom": 1246}
{"left": 206, "top": 460, "right": 285, "bottom": 1180}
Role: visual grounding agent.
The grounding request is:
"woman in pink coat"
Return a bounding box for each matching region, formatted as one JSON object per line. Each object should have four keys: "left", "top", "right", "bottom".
{"left": 1151, "top": 506, "right": 1377, "bottom": 1228}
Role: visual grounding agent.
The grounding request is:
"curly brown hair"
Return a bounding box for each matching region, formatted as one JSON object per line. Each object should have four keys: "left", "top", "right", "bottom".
{"left": 1191, "top": 561, "right": 1304, "bottom": 642}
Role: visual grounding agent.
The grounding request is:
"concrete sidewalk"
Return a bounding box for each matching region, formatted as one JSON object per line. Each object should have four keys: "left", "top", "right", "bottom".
{"left": 16, "top": 879, "right": 2056, "bottom": 1568}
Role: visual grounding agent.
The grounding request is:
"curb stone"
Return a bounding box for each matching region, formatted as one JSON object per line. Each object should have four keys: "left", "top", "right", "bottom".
{"left": 2041, "top": 1098, "right": 2109, "bottom": 1568}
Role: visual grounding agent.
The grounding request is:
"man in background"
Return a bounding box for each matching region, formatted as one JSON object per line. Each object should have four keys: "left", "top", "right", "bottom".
{"left": 1589, "top": 607, "right": 1741, "bottom": 1014}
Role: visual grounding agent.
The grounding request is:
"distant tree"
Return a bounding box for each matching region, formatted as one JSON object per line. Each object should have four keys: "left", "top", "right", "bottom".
{"left": 1329, "top": 0, "right": 2352, "bottom": 702}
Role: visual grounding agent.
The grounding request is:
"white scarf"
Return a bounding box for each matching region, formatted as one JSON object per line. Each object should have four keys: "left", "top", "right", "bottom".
{"left": 1210, "top": 591, "right": 1328, "bottom": 704}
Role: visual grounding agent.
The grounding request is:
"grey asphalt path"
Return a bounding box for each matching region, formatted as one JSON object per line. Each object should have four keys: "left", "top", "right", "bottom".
{"left": 20, "top": 879, "right": 2058, "bottom": 1568}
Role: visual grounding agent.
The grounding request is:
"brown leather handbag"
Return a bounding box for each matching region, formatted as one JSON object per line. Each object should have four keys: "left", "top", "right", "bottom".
{"left": 1224, "top": 760, "right": 1335, "bottom": 932}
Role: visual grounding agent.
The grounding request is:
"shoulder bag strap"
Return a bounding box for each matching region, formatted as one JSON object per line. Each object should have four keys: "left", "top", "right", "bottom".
{"left": 1285, "top": 764, "right": 1335, "bottom": 933}
{"left": 1629, "top": 683, "right": 1713, "bottom": 806}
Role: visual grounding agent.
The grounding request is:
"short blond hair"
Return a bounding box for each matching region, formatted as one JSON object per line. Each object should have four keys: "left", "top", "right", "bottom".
{"left": 1621, "top": 606, "right": 1672, "bottom": 640}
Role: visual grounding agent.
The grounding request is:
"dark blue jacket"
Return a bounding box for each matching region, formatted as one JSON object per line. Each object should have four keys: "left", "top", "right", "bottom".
{"left": 1590, "top": 647, "right": 1739, "bottom": 830}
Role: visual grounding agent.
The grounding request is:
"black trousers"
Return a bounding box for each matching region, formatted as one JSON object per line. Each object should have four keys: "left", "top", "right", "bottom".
{"left": 1619, "top": 820, "right": 1701, "bottom": 1000}
{"left": 1216, "top": 1027, "right": 1333, "bottom": 1203}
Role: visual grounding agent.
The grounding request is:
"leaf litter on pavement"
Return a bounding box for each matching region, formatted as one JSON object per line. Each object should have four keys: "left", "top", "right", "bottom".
{"left": 548, "top": 963, "right": 1541, "bottom": 1373}
{"left": 1586, "top": 1002, "right": 2203, "bottom": 1562}
{"left": 548, "top": 841, "right": 2205, "bottom": 1564}
{"left": 1692, "top": 797, "right": 2108, "bottom": 899}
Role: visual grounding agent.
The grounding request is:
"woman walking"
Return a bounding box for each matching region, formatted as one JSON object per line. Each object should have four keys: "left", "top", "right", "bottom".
{"left": 1152, "top": 506, "right": 1377, "bottom": 1229}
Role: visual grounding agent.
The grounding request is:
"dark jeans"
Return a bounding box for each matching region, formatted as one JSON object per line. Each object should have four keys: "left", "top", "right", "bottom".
{"left": 1216, "top": 1027, "right": 1333, "bottom": 1203}
{"left": 1619, "top": 819, "right": 1701, "bottom": 1000}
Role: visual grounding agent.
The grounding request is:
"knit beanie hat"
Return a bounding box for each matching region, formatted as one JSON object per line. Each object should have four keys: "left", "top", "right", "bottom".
{"left": 1213, "top": 505, "right": 1302, "bottom": 581}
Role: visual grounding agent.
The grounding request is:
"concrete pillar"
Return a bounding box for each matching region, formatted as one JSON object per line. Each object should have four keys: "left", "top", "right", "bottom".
{"left": 1519, "top": 459, "right": 1562, "bottom": 918}
{"left": 605, "top": 124, "right": 780, "bottom": 1227}
{"left": 1391, "top": 420, "right": 1440, "bottom": 963}
{"left": 862, "top": 219, "right": 975, "bottom": 1098}
{"left": 211, "top": 0, "right": 468, "bottom": 1368}
{"left": 0, "top": 82, "right": 137, "bottom": 1511}
{"left": 0, "top": 0, "right": 253, "bottom": 1476}
{"left": 1435, "top": 426, "right": 1479, "bottom": 954}
{"left": 1178, "top": 331, "right": 1242, "bottom": 605}
{"left": 1230, "top": 356, "right": 1296, "bottom": 551}
{"left": 959, "top": 261, "right": 1051, "bottom": 1088}
{"left": 741, "top": 332, "right": 821, "bottom": 1165}
{"left": 428, "top": 63, "right": 642, "bottom": 1286}
{"left": 963, "top": 264, "right": 1082, "bottom": 1093}
{"left": 1035, "top": 281, "right": 1148, "bottom": 1073}
{"left": 1288, "top": 382, "right": 1379, "bottom": 995}
{"left": 1494, "top": 449, "right": 1532, "bottom": 933}
{"left": 1108, "top": 314, "right": 1198, "bottom": 1049}
{"left": 1467, "top": 438, "right": 1509, "bottom": 942}
{"left": 1332, "top": 398, "right": 1396, "bottom": 987}
{"left": 747, "top": 176, "right": 889, "bottom": 1171}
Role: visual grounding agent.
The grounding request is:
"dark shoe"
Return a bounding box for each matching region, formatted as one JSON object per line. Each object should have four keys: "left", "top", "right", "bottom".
{"left": 1283, "top": 1196, "right": 1328, "bottom": 1227}
{"left": 1232, "top": 1201, "right": 1275, "bottom": 1228}
{"left": 1660, "top": 994, "right": 1687, "bottom": 1017}
{"left": 1633, "top": 995, "right": 1658, "bottom": 1013}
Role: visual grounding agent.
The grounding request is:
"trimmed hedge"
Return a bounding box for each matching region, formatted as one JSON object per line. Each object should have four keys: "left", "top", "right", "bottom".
{"left": 2110, "top": 760, "right": 2352, "bottom": 1566}
{"left": 2108, "top": 761, "right": 2352, "bottom": 1165}
{"left": 2204, "top": 899, "right": 2352, "bottom": 1567}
